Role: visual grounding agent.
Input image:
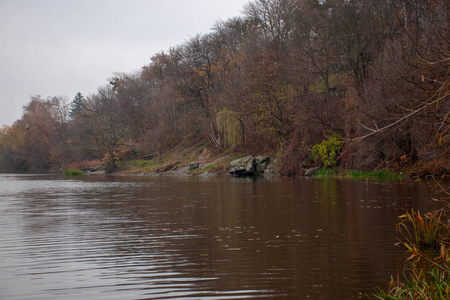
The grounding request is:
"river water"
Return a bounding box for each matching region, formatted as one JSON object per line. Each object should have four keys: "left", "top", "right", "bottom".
{"left": 0, "top": 174, "right": 441, "bottom": 299}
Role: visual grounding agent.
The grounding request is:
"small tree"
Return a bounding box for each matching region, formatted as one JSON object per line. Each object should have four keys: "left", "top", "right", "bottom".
{"left": 85, "top": 86, "right": 124, "bottom": 172}
{"left": 217, "top": 108, "right": 242, "bottom": 147}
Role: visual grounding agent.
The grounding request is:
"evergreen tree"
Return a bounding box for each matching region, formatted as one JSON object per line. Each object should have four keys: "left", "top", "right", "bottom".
{"left": 69, "top": 92, "right": 86, "bottom": 119}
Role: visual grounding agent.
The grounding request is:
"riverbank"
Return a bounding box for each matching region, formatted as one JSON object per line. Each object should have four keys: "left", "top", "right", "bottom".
{"left": 74, "top": 147, "right": 449, "bottom": 181}
{"left": 113, "top": 148, "right": 241, "bottom": 177}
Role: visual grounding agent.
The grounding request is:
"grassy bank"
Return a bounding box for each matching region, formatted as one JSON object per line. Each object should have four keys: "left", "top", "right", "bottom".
{"left": 114, "top": 147, "right": 236, "bottom": 176}
{"left": 314, "top": 169, "right": 404, "bottom": 180}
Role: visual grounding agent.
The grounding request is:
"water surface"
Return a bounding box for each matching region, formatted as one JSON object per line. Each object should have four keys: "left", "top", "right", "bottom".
{"left": 0, "top": 174, "right": 439, "bottom": 299}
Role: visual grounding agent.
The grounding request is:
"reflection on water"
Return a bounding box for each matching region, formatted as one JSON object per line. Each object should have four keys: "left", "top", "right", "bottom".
{"left": 0, "top": 174, "right": 440, "bottom": 299}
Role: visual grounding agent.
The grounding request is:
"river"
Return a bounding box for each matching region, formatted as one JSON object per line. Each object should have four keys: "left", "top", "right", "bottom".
{"left": 0, "top": 174, "right": 441, "bottom": 299}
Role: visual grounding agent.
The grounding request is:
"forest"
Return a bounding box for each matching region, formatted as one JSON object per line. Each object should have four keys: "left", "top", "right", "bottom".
{"left": 0, "top": 0, "right": 448, "bottom": 176}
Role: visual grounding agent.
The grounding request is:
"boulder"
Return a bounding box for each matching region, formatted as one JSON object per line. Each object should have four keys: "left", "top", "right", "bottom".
{"left": 82, "top": 165, "right": 102, "bottom": 172}
{"left": 265, "top": 158, "right": 278, "bottom": 174}
{"left": 189, "top": 162, "right": 200, "bottom": 170}
{"left": 254, "top": 156, "right": 270, "bottom": 173}
{"left": 304, "top": 167, "right": 320, "bottom": 176}
{"left": 230, "top": 155, "right": 255, "bottom": 176}
{"left": 230, "top": 155, "right": 271, "bottom": 176}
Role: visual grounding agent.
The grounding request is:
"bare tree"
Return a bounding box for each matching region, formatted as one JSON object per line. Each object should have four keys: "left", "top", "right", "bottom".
{"left": 85, "top": 86, "right": 125, "bottom": 172}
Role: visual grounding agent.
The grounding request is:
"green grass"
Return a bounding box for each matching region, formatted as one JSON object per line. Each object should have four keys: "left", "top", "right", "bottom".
{"left": 314, "top": 169, "right": 403, "bottom": 180}
{"left": 122, "top": 159, "right": 157, "bottom": 173}
{"left": 202, "top": 164, "right": 214, "bottom": 171}
{"left": 315, "top": 169, "right": 338, "bottom": 176}
{"left": 346, "top": 170, "right": 404, "bottom": 180}
{"left": 188, "top": 164, "right": 215, "bottom": 173}
{"left": 64, "top": 170, "right": 83, "bottom": 176}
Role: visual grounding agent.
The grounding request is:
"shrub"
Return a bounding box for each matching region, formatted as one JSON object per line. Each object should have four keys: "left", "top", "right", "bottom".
{"left": 311, "top": 134, "right": 343, "bottom": 169}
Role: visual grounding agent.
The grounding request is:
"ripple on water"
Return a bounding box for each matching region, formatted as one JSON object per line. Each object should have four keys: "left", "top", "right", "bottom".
{"left": 0, "top": 174, "right": 442, "bottom": 299}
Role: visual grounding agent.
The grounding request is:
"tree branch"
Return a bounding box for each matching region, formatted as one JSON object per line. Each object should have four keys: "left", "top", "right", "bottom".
{"left": 347, "top": 88, "right": 449, "bottom": 142}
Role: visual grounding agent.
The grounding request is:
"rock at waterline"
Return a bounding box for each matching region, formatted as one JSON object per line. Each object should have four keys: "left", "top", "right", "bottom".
{"left": 229, "top": 155, "right": 271, "bottom": 176}
{"left": 304, "top": 167, "right": 320, "bottom": 176}
{"left": 255, "top": 156, "right": 270, "bottom": 173}
{"left": 82, "top": 166, "right": 102, "bottom": 172}
{"left": 230, "top": 155, "right": 254, "bottom": 176}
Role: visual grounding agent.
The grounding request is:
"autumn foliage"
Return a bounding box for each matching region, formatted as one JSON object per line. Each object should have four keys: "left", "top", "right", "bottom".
{"left": 0, "top": 0, "right": 448, "bottom": 175}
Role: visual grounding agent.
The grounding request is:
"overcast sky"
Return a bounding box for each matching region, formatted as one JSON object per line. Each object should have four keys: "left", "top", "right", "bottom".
{"left": 0, "top": 0, "right": 249, "bottom": 126}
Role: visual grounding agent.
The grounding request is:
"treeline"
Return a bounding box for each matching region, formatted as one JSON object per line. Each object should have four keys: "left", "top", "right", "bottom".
{"left": 1, "top": 0, "right": 448, "bottom": 175}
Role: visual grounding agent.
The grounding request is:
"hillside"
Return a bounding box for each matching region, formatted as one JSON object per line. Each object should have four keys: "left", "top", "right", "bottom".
{"left": 0, "top": 0, "right": 448, "bottom": 177}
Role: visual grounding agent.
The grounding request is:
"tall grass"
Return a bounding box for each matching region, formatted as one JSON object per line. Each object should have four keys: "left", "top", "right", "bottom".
{"left": 397, "top": 209, "right": 442, "bottom": 248}
{"left": 372, "top": 205, "right": 450, "bottom": 299}
{"left": 371, "top": 268, "right": 450, "bottom": 300}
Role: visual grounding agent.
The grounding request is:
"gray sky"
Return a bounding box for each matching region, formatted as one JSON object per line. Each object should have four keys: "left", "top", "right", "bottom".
{"left": 0, "top": 0, "right": 249, "bottom": 126}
